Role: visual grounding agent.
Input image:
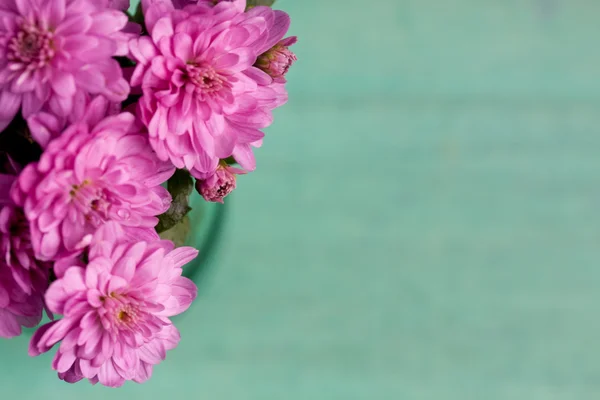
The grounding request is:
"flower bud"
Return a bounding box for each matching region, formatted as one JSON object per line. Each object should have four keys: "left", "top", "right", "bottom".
{"left": 255, "top": 37, "right": 298, "bottom": 81}
{"left": 195, "top": 163, "right": 246, "bottom": 203}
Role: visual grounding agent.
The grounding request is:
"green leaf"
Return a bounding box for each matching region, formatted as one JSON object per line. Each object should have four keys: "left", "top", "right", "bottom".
{"left": 159, "top": 215, "right": 191, "bottom": 248}
{"left": 156, "top": 169, "right": 194, "bottom": 233}
{"left": 128, "top": 3, "right": 146, "bottom": 34}
{"left": 222, "top": 156, "right": 237, "bottom": 165}
{"left": 246, "top": 0, "right": 276, "bottom": 8}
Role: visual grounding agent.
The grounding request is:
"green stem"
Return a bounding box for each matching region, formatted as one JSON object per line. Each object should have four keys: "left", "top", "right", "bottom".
{"left": 156, "top": 169, "right": 194, "bottom": 233}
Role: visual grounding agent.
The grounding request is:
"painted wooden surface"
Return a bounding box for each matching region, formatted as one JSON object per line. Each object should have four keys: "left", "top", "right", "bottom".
{"left": 2, "top": 0, "right": 600, "bottom": 398}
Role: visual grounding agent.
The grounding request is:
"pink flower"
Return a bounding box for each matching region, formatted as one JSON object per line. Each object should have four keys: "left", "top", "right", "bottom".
{"left": 1, "top": 204, "right": 49, "bottom": 296}
{"left": 0, "top": 0, "right": 132, "bottom": 131}
{"left": 245, "top": 8, "right": 296, "bottom": 115}
{"left": 130, "top": 1, "right": 292, "bottom": 176}
{"left": 29, "top": 223, "right": 198, "bottom": 387}
{"left": 11, "top": 97, "right": 175, "bottom": 261}
{"left": 142, "top": 0, "right": 244, "bottom": 12}
{"left": 195, "top": 163, "right": 245, "bottom": 203}
{"left": 0, "top": 171, "right": 16, "bottom": 204}
{"left": 99, "top": 0, "right": 131, "bottom": 11}
{"left": 0, "top": 174, "right": 48, "bottom": 338}
{"left": 255, "top": 37, "right": 297, "bottom": 82}
{"left": 0, "top": 264, "right": 44, "bottom": 338}
{"left": 196, "top": 0, "right": 245, "bottom": 10}
{"left": 26, "top": 93, "right": 122, "bottom": 148}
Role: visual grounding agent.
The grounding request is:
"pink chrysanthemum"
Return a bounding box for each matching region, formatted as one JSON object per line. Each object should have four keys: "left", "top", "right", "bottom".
{"left": 0, "top": 0, "right": 132, "bottom": 131}
{"left": 99, "top": 0, "right": 131, "bottom": 11}
{"left": 142, "top": 0, "right": 245, "bottom": 13}
{"left": 29, "top": 223, "right": 198, "bottom": 387}
{"left": 0, "top": 261, "right": 45, "bottom": 338}
{"left": 1, "top": 204, "right": 49, "bottom": 296}
{"left": 130, "top": 1, "right": 292, "bottom": 176}
{"left": 11, "top": 97, "right": 175, "bottom": 261}
{"left": 0, "top": 174, "right": 48, "bottom": 338}
{"left": 195, "top": 162, "right": 245, "bottom": 203}
{"left": 27, "top": 92, "right": 121, "bottom": 148}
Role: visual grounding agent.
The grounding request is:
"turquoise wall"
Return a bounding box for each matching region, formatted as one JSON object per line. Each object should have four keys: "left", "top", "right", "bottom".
{"left": 2, "top": 0, "right": 600, "bottom": 398}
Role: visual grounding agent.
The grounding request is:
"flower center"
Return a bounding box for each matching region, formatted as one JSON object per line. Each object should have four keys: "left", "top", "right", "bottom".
{"left": 99, "top": 293, "right": 146, "bottom": 333}
{"left": 186, "top": 64, "right": 226, "bottom": 95}
{"left": 7, "top": 23, "right": 55, "bottom": 68}
{"left": 69, "top": 179, "right": 111, "bottom": 226}
{"left": 115, "top": 304, "right": 139, "bottom": 328}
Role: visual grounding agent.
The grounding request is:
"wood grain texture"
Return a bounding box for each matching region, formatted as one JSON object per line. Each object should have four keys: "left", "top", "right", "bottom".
{"left": 2, "top": 0, "right": 600, "bottom": 399}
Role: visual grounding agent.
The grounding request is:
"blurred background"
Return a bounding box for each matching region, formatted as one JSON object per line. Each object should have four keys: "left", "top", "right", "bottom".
{"left": 3, "top": 0, "right": 600, "bottom": 398}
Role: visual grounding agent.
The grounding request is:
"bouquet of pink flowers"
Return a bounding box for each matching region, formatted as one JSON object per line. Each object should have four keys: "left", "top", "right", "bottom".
{"left": 0, "top": 0, "right": 296, "bottom": 387}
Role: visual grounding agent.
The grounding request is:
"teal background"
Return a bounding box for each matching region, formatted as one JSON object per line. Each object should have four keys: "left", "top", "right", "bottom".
{"left": 2, "top": 0, "right": 600, "bottom": 398}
